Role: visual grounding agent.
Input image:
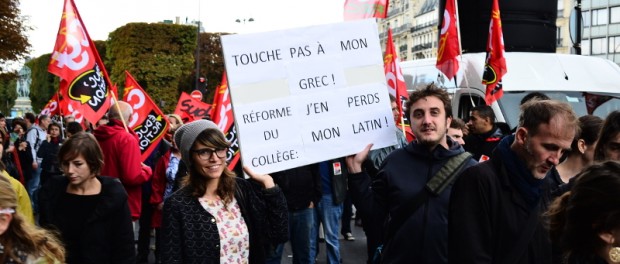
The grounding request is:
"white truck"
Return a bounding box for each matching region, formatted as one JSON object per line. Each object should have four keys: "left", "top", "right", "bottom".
{"left": 399, "top": 52, "right": 620, "bottom": 128}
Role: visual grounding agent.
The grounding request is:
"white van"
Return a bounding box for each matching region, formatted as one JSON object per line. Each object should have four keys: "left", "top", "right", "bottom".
{"left": 399, "top": 52, "right": 620, "bottom": 128}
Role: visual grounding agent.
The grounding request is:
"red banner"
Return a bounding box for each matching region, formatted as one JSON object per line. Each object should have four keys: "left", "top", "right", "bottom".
{"left": 57, "top": 92, "right": 85, "bottom": 124}
{"left": 40, "top": 93, "right": 61, "bottom": 117}
{"left": 384, "top": 29, "right": 410, "bottom": 132}
{"left": 47, "top": 0, "right": 112, "bottom": 125}
{"left": 123, "top": 71, "right": 170, "bottom": 161}
{"left": 211, "top": 72, "right": 240, "bottom": 170}
{"left": 482, "top": 0, "right": 507, "bottom": 105}
{"left": 343, "top": 0, "right": 388, "bottom": 20}
{"left": 436, "top": 0, "right": 460, "bottom": 81}
{"left": 174, "top": 92, "right": 212, "bottom": 123}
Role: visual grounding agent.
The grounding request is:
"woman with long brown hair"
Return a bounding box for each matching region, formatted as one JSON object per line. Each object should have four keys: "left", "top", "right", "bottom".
{"left": 0, "top": 174, "right": 64, "bottom": 263}
{"left": 159, "top": 120, "right": 288, "bottom": 263}
{"left": 547, "top": 161, "right": 620, "bottom": 263}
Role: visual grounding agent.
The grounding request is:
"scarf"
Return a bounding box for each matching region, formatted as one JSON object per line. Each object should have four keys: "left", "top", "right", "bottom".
{"left": 497, "top": 135, "right": 545, "bottom": 208}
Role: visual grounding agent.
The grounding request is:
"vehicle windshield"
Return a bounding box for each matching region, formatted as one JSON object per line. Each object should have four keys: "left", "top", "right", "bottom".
{"left": 499, "top": 91, "right": 620, "bottom": 128}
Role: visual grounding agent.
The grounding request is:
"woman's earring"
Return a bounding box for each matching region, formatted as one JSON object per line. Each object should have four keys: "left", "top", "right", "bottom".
{"left": 610, "top": 247, "right": 620, "bottom": 263}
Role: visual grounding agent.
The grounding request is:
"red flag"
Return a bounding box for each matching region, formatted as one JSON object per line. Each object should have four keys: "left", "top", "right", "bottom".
{"left": 40, "top": 93, "right": 61, "bottom": 117}
{"left": 384, "top": 29, "right": 409, "bottom": 126}
{"left": 174, "top": 92, "right": 212, "bottom": 122}
{"left": 123, "top": 71, "right": 170, "bottom": 161}
{"left": 210, "top": 72, "right": 240, "bottom": 170}
{"left": 344, "top": 0, "right": 389, "bottom": 20}
{"left": 436, "top": 0, "right": 460, "bottom": 81}
{"left": 210, "top": 72, "right": 226, "bottom": 118}
{"left": 47, "top": 0, "right": 112, "bottom": 125}
{"left": 482, "top": 0, "right": 507, "bottom": 105}
{"left": 57, "top": 92, "right": 85, "bottom": 124}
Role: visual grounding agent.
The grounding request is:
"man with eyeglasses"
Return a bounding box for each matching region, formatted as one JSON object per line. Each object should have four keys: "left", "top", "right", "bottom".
{"left": 94, "top": 101, "right": 152, "bottom": 221}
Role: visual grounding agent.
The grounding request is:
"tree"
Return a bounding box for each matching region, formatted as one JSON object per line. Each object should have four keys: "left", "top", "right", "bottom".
{"left": 107, "top": 23, "right": 197, "bottom": 113}
{"left": 0, "top": 0, "right": 31, "bottom": 73}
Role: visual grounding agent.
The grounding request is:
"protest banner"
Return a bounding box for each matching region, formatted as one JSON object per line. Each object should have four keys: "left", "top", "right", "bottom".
{"left": 174, "top": 92, "right": 212, "bottom": 122}
{"left": 221, "top": 19, "right": 396, "bottom": 174}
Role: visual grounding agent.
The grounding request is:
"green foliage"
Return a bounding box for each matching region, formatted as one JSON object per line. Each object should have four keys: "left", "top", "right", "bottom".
{"left": 107, "top": 23, "right": 197, "bottom": 113}
{"left": 0, "top": 74, "right": 17, "bottom": 114}
{"left": 22, "top": 22, "right": 230, "bottom": 114}
{"left": 0, "top": 0, "right": 31, "bottom": 72}
{"left": 27, "top": 54, "right": 59, "bottom": 112}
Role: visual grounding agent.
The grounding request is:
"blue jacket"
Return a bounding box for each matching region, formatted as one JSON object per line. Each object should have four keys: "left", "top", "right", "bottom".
{"left": 348, "top": 138, "right": 476, "bottom": 264}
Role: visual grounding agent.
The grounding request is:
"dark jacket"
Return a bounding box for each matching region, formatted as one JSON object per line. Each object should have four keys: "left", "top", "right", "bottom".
{"left": 271, "top": 164, "right": 322, "bottom": 211}
{"left": 324, "top": 158, "right": 348, "bottom": 204}
{"left": 449, "top": 136, "right": 553, "bottom": 264}
{"left": 348, "top": 138, "right": 476, "bottom": 264}
{"left": 159, "top": 177, "right": 288, "bottom": 264}
{"left": 38, "top": 175, "right": 135, "bottom": 264}
{"left": 37, "top": 138, "right": 63, "bottom": 184}
{"left": 463, "top": 125, "right": 507, "bottom": 161}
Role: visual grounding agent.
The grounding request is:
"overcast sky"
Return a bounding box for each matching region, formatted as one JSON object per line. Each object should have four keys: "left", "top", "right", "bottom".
{"left": 19, "top": 0, "right": 345, "bottom": 58}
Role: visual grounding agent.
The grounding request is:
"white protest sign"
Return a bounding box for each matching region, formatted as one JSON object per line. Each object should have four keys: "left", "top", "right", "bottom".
{"left": 221, "top": 19, "right": 397, "bottom": 174}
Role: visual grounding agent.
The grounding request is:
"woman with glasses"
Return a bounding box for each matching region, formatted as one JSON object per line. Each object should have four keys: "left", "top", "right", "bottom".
{"left": 0, "top": 174, "right": 65, "bottom": 263}
{"left": 159, "top": 120, "right": 288, "bottom": 263}
{"left": 38, "top": 132, "right": 135, "bottom": 264}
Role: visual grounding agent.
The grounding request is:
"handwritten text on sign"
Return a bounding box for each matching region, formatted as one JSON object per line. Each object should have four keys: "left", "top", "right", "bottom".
{"left": 221, "top": 19, "right": 397, "bottom": 174}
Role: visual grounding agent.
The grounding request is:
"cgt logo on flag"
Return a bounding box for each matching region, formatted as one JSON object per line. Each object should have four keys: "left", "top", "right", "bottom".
{"left": 68, "top": 64, "right": 109, "bottom": 112}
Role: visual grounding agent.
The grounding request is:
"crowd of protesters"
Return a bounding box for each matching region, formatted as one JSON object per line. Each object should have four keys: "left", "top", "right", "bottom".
{"left": 1, "top": 85, "right": 620, "bottom": 264}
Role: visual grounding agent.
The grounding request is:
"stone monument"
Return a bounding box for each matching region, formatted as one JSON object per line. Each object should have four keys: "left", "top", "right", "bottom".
{"left": 11, "top": 65, "right": 33, "bottom": 117}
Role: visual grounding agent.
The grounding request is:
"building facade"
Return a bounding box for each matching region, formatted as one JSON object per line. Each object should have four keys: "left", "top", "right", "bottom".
{"left": 379, "top": 0, "right": 620, "bottom": 65}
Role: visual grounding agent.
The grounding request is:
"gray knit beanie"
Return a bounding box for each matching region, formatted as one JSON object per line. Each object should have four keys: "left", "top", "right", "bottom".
{"left": 174, "top": 120, "right": 222, "bottom": 167}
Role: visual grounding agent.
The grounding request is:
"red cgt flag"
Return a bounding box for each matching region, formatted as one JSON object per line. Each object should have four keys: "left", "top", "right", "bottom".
{"left": 40, "top": 93, "right": 61, "bottom": 117}
{"left": 436, "top": 0, "right": 460, "bottom": 81}
{"left": 344, "top": 0, "right": 389, "bottom": 20}
{"left": 123, "top": 71, "right": 170, "bottom": 162}
{"left": 47, "top": 0, "right": 112, "bottom": 125}
{"left": 482, "top": 0, "right": 507, "bottom": 105}
{"left": 384, "top": 29, "right": 414, "bottom": 141}
{"left": 211, "top": 72, "right": 240, "bottom": 170}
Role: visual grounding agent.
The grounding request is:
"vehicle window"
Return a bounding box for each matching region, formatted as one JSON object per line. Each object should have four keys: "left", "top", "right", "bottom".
{"left": 499, "top": 91, "right": 620, "bottom": 128}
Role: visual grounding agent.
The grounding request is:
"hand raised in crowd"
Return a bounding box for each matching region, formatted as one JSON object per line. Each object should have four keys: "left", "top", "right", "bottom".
{"left": 243, "top": 166, "right": 275, "bottom": 189}
{"left": 345, "top": 143, "right": 373, "bottom": 173}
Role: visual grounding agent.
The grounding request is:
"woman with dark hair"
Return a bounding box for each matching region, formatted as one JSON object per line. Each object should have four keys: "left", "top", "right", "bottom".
{"left": 38, "top": 132, "right": 135, "bottom": 264}
{"left": 7, "top": 119, "right": 33, "bottom": 184}
{"left": 555, "top": 115, "right": 604, "bottom": 184}
{"left": 547, "top": 161, "right": 620, "bottom": 263}
{"left": 38, "top": 122, "right": 63, "bottom": 185}
{"left": 159, "top": 120, "right": 288, "bottom": 263}
{"left": 594, "top": 111, "right": 620, "bottom": 162}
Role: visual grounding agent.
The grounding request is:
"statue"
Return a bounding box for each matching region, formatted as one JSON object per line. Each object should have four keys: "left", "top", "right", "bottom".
{"left": 16, "top": 66, "right": 31, "bottom": 98}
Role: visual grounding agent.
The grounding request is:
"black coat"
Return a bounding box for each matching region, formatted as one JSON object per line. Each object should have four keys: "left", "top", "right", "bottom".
{"left": 348, "top": 138, "right": 476, "bottom": 264}
{"left": 449, "top": 146, "right": 553, "bottom": 264}
{"left": 159, "top": 177, "right": 288, "bottom": 264}
{"left": 271, "top": 164, "right": 322, "bottom": 211}
{"left": 38, "top": 175, "right": 135, "bottom": 264}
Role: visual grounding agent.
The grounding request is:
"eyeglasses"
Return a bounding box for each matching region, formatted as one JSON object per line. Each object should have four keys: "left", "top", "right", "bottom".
{"left": 192, "top": 148, "right": 227, "bottom": 160}
{"left": 0, "top": 208, "right": 15, "bottom": 215}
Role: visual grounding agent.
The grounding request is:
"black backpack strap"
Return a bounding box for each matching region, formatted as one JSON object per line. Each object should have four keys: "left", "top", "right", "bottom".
{"left": 384, "top": 151, "right": 472, "bottom": 241}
